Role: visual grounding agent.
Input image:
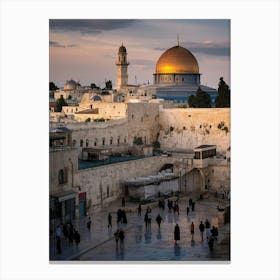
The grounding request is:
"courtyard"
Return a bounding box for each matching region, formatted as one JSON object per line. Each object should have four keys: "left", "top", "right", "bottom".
{"left": 50, "top": 193, "right": 230, "bottom": 262}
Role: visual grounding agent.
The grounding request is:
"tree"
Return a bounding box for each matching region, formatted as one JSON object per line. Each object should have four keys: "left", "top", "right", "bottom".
{"left": 49, "top": 81, "right": 58, "bottom": 91}
{"left": 105, "top": 80, "right": 112, "bottom": 90}
{"left": 54, "top": 95, "right": 68, "bottom": 112}
{"left": 188, "top": 87, "right": 211, "bottom": 108}
{"left": 215, "top": 77, "right": 230, "bottom": 108}
{"left": 90, "top": 83, "right": 100, "bottom": 89}
{"left": 133, "top": 137, "right": 143, "bottom": 145}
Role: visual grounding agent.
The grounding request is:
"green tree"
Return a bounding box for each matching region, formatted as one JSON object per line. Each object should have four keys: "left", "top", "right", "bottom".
{"left": 54, "top": 95, "right": 68, "bottom": 112}
{"left": 152, "top": 141, "right": 161, "bottom": 149}
{"left": 188, "top": 87, "right": 211, "bottom": 108}
{"left": 105, "top": 80, "right": 112, "bottom": 90}
{"left": 215, "top": 77, "right": 230, "bottom": 108}
{"left": 49, "top": 81, "right": 58, "bottom": 91}
{"left": 133, "top": 137, "right": 143, "bottom": 145}
{"left": 90, "top": 83, "right": 100, "bottom": 89}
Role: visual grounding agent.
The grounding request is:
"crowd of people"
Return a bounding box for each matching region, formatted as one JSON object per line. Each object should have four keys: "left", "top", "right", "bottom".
{"left": 55, "top": 222, "right": 81, "bottom": 255}
{"left": 53, "top": 196, "right": 221, "bottom": 256}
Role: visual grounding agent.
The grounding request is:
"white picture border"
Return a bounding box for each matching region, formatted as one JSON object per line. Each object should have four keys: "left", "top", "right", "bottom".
{"left": 0, "top": 0, "right": 279, "bottom": 279}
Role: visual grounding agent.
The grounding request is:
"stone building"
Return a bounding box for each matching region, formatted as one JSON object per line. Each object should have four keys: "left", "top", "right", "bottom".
{"left": 49, "top": 146, "right": 79, "bottom": 228}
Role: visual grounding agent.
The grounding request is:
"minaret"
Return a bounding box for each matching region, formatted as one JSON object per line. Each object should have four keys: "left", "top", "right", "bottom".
{"left": 116, "top": 43, "right": 129, "bottom": 91}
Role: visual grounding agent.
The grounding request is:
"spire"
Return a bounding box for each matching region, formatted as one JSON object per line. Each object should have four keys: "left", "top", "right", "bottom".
{"left": 177, "top": 33, "right": 179, "bottom": 46}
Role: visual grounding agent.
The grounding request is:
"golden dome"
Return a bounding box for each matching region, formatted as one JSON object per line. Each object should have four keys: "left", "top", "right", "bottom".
{"left": 155, "top": 45, "right": 199, "bottom": 74}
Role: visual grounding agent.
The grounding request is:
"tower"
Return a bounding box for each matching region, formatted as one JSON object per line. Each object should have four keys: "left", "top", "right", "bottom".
{"left": 116, "top": 44, "right": 129, "bottom": 90}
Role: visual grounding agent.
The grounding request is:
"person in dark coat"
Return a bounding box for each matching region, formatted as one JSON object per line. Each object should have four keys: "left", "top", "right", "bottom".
{"left": 108, "top": 212, "right": 112, "bottom": 228}
{"left": 190, "top": 222, "right": 195, "bottom": 240}
{"left": 62, "top": 224, "right": 68, "bottom": 240}
{"left": 122, "top": 210, "right": 127, "bottom": 224}
{"left": 87, "top": 217, "right": 92, "bottom": 231}
{"left": 117, "top": 209, "right": 122, "bottom": 225}
{"left": 144, "top": 212, "right": 148, "bottom": 229}
{"left": 205, "top": 218, "right": 211, "bottom": 229}
{"left": 156, "top": 214, "right": 163, "bottom": 229}
{"left": 191, "top": 201, "right": 195, "bottom": 211}
{"left": 186, "top": 206, "right": 190, "bottom": 216}
{"left": 138, "top": 203, "right": 142, "bottom": 216}
{"left": 68, "top": 226, "right": 74, "bottom": 245}
{"left": 122, "top": 197, "right": 125, "bottom": 207}
{"left": 189, "top": 198, "right": 193, "bottom": 207}
{"left": 119, "top": 229, "right": 125, "bottom": 249}
{"left": 199, "top": 221, "right": 205, "bottom": 241}
{"left": 174, "top": 224, "right": 180, "bottom": 245}
{"left": 74, "top": 230, "right": 80, "bottom": 247}
{"left": 114, "top": 229, "right": 120, "bottom": 249}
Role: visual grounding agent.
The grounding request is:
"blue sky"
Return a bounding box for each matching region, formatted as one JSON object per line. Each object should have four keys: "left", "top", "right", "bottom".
{"left": 49, "top": 19, "right": 230, "bottom": 89}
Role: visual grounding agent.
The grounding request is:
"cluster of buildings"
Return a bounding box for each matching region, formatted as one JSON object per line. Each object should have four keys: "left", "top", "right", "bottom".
{"left": 49, "top": 42, "right": 230, "bottom": 230}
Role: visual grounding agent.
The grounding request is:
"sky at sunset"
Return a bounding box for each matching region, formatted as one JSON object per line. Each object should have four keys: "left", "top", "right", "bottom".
{"left": 49, "top": 19, "right": 230, "bottom": 90}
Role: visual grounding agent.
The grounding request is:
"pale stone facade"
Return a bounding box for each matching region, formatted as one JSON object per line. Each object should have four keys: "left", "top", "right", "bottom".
{"left": 158, "top": 108, "right": 230, "bottom": 153}
{"left": 49, "top": 147, "right": 79, "bottom": 227}
{"left": 77, "top": 156, "right": 177, "bottom": 211}
{"left": 127, "top": 103, "right": 160, "bottom": 146}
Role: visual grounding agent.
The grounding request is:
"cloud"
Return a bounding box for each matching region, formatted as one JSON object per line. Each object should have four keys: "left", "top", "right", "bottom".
{"left": 49, "top": 19, "right": 136, "bottom": 34}
{"left": 154, "top": 47, "right": 167, "bottom": 51}
{"left": 182, "top": 41, "right": 230, "bottom": 56}
{"left": 130, "top": 59, "right": 154, "bottom": 66}
{"left": 49, "top": 41, "right": 78, "bottom": 48}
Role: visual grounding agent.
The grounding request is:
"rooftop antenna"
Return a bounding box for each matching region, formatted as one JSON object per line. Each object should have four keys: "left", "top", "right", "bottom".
{"left": 177, "top": 33, "right": 179, "bottom": 46}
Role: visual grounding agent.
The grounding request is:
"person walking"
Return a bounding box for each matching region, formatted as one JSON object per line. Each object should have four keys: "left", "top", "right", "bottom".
{"left": 108, "top": 212, "right": 112, "bottom": 228}
{"left": 174, "top": 224, "right": 180, "bottom": 245}
{"left": 138, "top": 203, "right": 142, "bottom": 216}
{"left": 114, "top": 229, "right": 120, "bottom": 250}
{"left": 199, "top": 221, "right": 205, "bottom": 241}
{"left": 87, "top": 216, "right": 92, "bottom": 231}
{"left": 68, "top": 224, "right": 74, "bottom": 246}
{"left": 156, "top": 213, "right": 163, "bottom": 229}
{"left": 117, "top": 209, "right": 122, "bottom": 225}
{"left": 55, "top": 224, "right": 62, "bottom": 254}
{"left": 190, "top": 222, "right": 195, "bottom": 240}
{"left": 188, "top": 198, "right": 193, "bottom": 208}
{"left": 147, "top": 211, "right": 152, "bottom": 229}
{"left": 144, "top": 212, "right": 148, "bottom": 229}
{"left": 74, "top": 229, "right": 80, "bottom": 247}
{"left": 122, "top": 210, "right": 127, "bottom": 224}
{"left": 205, "top": 218, "right": 211, "bottom": 229}
{"left": 191, "top": 201, "right": 195, "bottom": 211}
{"left": 119, "top": 229, "right": 125, "bottom": 249}
{"left": 186, "top": 206, "right": 190, "bottom": 216}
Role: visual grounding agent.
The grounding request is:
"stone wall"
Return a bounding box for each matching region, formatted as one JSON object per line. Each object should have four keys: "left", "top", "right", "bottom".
{"left": 77, "top": 156, "right": 176, "bottom": 211}
{"left": 49, "top": 147, "right": 79, "bottom": 195}
{"left": 51, "top": 119, "right": 129, "bottom": 157}
{"left": 158, "top": 108, "right": 230, "bottom": 153}
{"left": 127, "top": 103, "right": 160, "bottom": 145}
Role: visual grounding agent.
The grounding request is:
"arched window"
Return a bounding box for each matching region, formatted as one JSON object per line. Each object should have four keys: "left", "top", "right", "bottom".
{"left": 80, "top": 139, "right": 83, "bottom": 147}
{"left": 110, "top": 137, "right": 113, "bottom": 145}
{"left": 124, "top": 137, "right": 127, "bottom": 144}
{"left": 58, "top": 169, "right": 64, "bottom": 185}
{"left": 94, "top": 138, "right": 97, "bottom": 146}
{"left": 72, "top": 139, "right": 76, "bottom": 146}
{"left": 86, "top": 139, "right": 89, "bottom": 147}
{"left": 102, "top": 138, "right": 105, "bottom": 146}
{"left": 117, "top": 136, "right": 120, "bottom": 145}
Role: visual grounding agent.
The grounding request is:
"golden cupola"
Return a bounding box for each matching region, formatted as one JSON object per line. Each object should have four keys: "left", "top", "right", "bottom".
{"left": 155, "top": 45, "right": 199, "bottom": 74}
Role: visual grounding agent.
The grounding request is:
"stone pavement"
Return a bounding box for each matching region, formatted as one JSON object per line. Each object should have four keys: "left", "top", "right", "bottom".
{"left": 50, "top": 194, "right": 230, "bottom": 262}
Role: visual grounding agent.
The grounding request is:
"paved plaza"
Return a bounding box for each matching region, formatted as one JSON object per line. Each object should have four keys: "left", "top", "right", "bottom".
{"left": 50, "top": 194, "right": 230, "bottom": 262}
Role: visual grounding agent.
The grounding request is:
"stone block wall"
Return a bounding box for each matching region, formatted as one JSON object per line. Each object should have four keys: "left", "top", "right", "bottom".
{"left": 77, "top": 156, "right": 176, "bottom": 210}
{"left": 127, "top": 103, "right": 160, "bottom": 145}
{"left": 158, "top": 108, "right": 230, "bottom": 152}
